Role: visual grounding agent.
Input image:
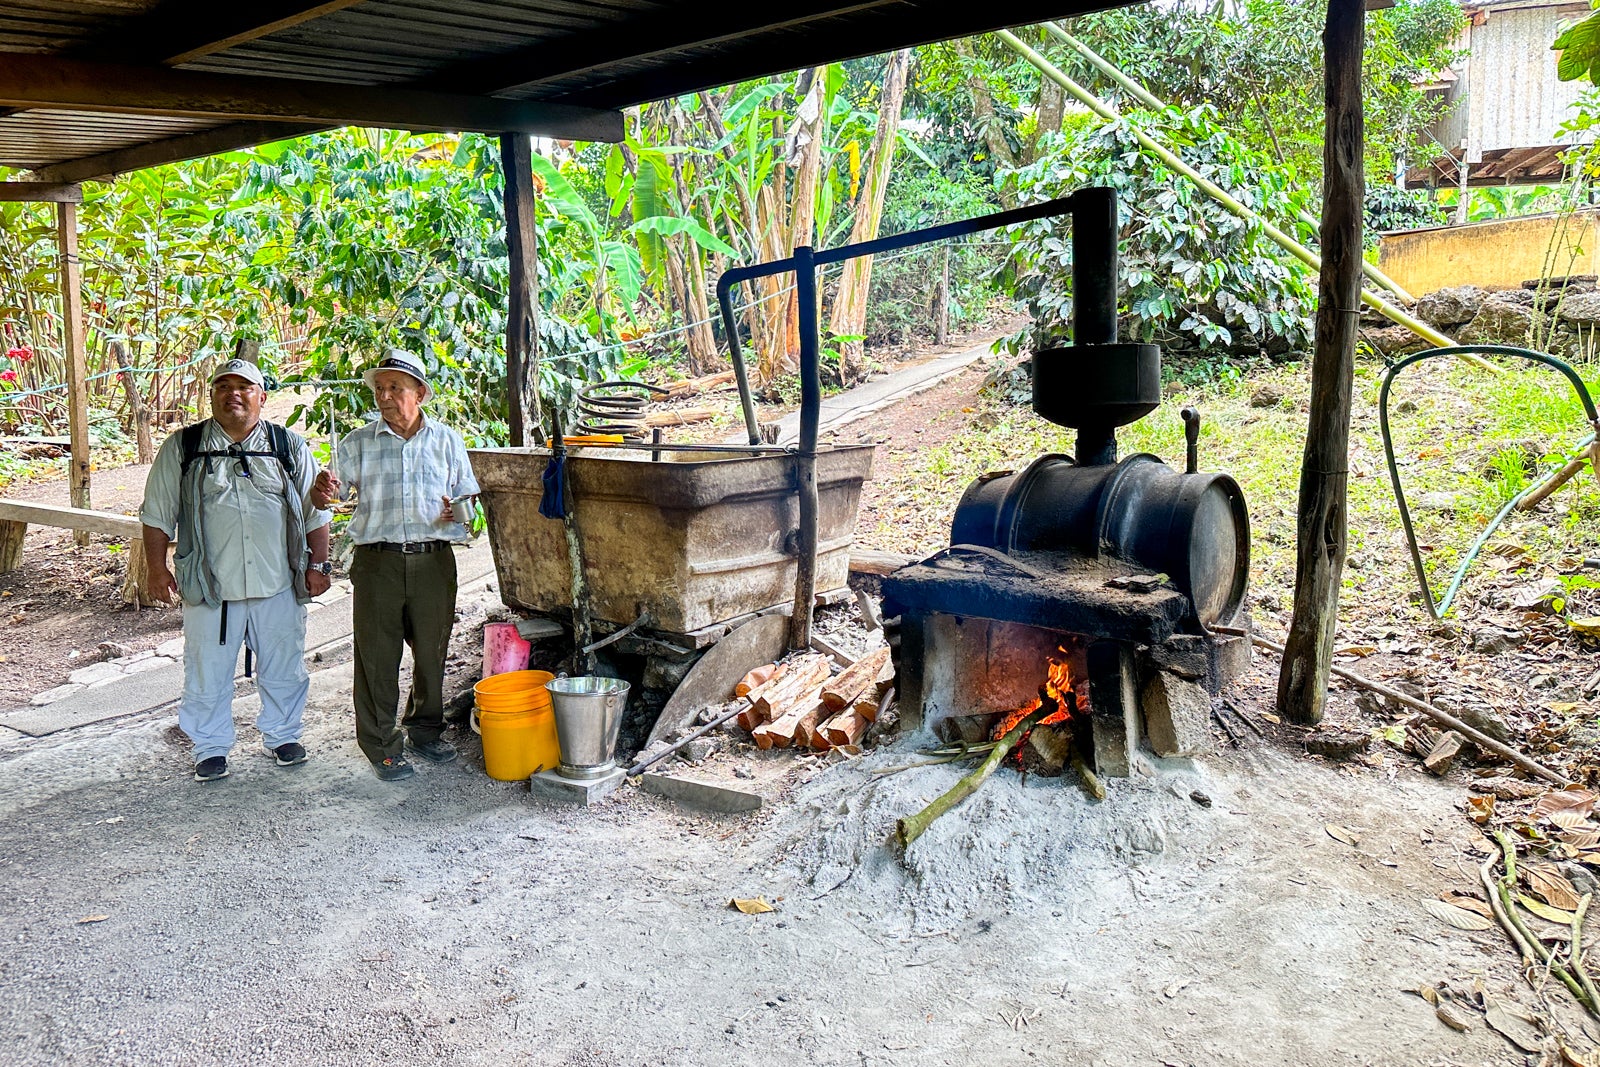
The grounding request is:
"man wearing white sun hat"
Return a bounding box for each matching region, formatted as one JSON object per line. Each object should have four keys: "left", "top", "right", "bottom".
{"left": 311, "top": 350, "right": 479, "bottom": 782}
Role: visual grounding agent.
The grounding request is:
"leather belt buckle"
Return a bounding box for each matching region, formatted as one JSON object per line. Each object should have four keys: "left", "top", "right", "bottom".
{"left": 401, "top": 541, "right": 423, "bottom": 554}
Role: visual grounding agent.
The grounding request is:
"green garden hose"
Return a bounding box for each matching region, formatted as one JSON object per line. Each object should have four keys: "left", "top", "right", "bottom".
{"left": 1378, "top": 345, "right": 1600, "bottom": 619}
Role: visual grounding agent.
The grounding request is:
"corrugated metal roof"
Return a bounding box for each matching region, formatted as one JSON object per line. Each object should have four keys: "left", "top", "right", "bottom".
{"left": 0, "top": 0, "right": 1140, "bottom": 181}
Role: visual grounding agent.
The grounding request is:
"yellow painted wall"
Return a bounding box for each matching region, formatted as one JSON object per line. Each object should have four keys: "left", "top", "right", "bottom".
{"left": 1377, "top": 212, "right": 1600, "bottom": 295}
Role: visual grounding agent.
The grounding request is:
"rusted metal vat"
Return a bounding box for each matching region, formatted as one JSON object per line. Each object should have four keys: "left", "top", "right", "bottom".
{"left": 469, "top": 446, "right": 874, "bottom": 636}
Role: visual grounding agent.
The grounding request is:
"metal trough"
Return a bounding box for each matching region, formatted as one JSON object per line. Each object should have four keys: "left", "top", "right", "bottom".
{"left": 469, "top": 446, "right": 874, "bottom": 637}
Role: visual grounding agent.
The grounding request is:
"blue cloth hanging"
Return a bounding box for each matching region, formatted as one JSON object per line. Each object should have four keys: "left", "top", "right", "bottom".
{"left": 539, "top": 453, "right": 567, "bottom": 520}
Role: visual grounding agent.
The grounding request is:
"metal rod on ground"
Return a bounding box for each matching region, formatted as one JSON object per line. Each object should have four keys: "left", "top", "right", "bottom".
{"left": 627, "top": 703, "right": 747, "bottom": 777}
{"left": 1217, "top": 625, "right": 1571, "bottom": 786}
{"left": 1041, "top": 21, "right": 1416, "bottom": 305}
{"left": 995, "top": 29, "right": 1497, "bottom": 374}
{"left": 789, "top": 244, "right": 821, "bottom": 652}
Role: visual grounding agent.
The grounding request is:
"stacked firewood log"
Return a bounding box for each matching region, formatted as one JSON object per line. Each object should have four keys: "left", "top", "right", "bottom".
{"left": 732, "top": 647, "right": 893, "bottom": 751}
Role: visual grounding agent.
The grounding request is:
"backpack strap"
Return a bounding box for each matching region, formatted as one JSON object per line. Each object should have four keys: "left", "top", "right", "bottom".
{"left": 265, "top": 421, "right": 298, "bottom": 482}
{"left": 179, "top": 422, "right": 207, "bottom": 477}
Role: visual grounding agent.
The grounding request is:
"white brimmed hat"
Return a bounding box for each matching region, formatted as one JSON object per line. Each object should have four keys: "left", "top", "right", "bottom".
{"left": 362, "top": 349, "right": 429, "bottom": 397}
{"left": 210, "top": 358, "right": 266, "bottom": 389}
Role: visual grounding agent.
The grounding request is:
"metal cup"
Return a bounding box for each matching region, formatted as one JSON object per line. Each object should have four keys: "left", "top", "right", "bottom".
{"left": 545, "top": 676, "right": 629, "bottom": 780}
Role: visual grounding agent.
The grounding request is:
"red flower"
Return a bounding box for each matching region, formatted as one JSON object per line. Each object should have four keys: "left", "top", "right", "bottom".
{"left": 0, "top": 369, "right": 16, "bottom": 383}
{"left": 6, "top": 346, "right": 32, "bottom": 362}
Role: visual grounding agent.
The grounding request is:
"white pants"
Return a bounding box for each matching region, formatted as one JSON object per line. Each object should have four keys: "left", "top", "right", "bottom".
{"left": 180, "top": 587, "right": 308, "bottom": 762}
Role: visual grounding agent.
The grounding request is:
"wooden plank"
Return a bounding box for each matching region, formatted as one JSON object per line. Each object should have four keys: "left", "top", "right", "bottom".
{"left": 1278, "top": 0, "right": 1365, "bottom": 726}
{"left": 0, "top": 181, "right": 81, "bottom": 202}
{"left": 57, "top": 200, "right": 91, "bottom": 543}
{"left": 0, "top": 55, "right": 625, "bottom": 141}
{"left": 137, "top": 2, "right": 371, "bottom": 66}
{"left": 501, "top": 132, "right": 541, "bottom": 447}
{"left": 0, "top": 499, "right": 139, "bottom": 537}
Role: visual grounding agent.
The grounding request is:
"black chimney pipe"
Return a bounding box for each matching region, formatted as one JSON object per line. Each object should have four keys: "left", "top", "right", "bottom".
{"left": 1070, "top": 187, "right": 1120, "bottom": 465}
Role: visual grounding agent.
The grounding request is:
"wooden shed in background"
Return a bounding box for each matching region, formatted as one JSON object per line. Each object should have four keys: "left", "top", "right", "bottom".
{"left": 1407, "top": 0, "right": 1587, "bottom": 197}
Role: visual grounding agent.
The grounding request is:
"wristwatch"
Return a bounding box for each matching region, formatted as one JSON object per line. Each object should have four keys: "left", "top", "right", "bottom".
{"left": 309, "top": 561, "right": 333, "bottom": 576}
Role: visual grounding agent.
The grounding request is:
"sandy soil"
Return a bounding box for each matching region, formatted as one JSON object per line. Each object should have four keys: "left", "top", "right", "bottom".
{"left": 0, "top": 646, "right": 1552, "bottom": 1067}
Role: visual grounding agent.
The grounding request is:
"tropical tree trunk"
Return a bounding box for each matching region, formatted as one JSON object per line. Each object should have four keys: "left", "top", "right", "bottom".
{"left": 827, "top": 48, "right": 912, "bottom": 381}
{"left": 776, "top": 67, "right": 828, "bottom": 379}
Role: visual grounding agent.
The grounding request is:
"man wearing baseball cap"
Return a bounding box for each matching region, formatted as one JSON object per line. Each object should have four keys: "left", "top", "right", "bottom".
{"left": 140, "top": 358, "right": 333, "bottom": 782}
{"left": 311, "top": 350, "right": 479, "bottom": 781}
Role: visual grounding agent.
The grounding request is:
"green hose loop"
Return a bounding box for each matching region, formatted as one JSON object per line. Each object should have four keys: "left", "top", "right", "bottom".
{"left": 1378, "top": 344, "right": 1600, "bottom": 619}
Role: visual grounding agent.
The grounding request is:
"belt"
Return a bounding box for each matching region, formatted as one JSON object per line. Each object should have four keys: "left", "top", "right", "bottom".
{"left": 367, "top": 540, "right": 450, "bottom": 554}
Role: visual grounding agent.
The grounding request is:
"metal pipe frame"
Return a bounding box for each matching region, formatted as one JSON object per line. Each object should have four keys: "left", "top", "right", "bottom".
{"left": 713, "top": 191, "right": 1088, "bottom": 649}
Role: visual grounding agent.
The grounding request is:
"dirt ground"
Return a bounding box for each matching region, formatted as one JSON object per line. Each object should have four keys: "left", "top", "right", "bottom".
{"left": 0, "top": 637, "right": 1558, "bottom": 1067}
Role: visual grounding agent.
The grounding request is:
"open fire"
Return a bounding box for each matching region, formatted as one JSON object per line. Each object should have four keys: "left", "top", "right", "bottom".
{"left": 991, "top": 651, "right": 1076, "bottom": 743}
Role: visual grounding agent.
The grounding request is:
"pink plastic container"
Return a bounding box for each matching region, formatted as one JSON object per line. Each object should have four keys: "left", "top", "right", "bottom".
{"left": 482, "top": 622, "right": 531, "bottom": 680}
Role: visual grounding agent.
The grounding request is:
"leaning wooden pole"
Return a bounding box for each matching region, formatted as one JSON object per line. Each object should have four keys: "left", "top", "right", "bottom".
{"left": 995, "top": 30, "right": 1496, "bottom": 373}
{"left": 56, "top": 199, "right": 90, "bottom": 544}
{"left": 1278, "top": 0, "right": 1365, "bottom": 727}
{"left": 501, "top": 132, "right": 542, "bottom": 447}
{"left": 1040, "top": 21, "right": 1415, "bottom": 304}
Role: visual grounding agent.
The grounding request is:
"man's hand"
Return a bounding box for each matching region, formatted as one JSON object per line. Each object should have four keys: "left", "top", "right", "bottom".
{"left": 305, "top": 569, "right": 331, "bottom": 597}
{"left": 311, "top": 470, "right": 341, "bottom": 509}
{"left": 147, "top": 561, "right": 180, "bottom": 605}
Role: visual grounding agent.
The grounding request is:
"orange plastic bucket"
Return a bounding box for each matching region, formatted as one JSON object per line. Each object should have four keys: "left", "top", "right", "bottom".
{"left": 473, "top": 671, "right": 558, "bottom": 781}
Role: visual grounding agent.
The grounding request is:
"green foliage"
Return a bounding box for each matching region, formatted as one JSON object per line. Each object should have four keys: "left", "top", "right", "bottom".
{"left": 1365, "top": 184, "right": 1446, "bottom": 238}
{"left": 1067, "top": 0, "right": 1465, "bottom": 189}
{"left": 999, "top": 106, "right": 1316, "bottom": 359}
{"left": 1555, "top": 3, "right": 1600, "bottom": 85}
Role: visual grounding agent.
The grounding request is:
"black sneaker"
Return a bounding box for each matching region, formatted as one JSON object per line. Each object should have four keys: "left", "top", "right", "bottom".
{"left": 194, "top": 756, "right": 229, "bottom": 782}
{"left": 374, "top": 756, "right": 414, "bottom": 782}
{"left": 408, "top": 737, "right": 457, "bottom": 764}
{"left": 267, "top": 742, "right": 308, "bottom": 767}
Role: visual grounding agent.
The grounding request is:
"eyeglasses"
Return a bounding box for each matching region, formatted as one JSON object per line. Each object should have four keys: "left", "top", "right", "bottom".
{"left": 227, "top": 443, "right": 253, "bottom": 479}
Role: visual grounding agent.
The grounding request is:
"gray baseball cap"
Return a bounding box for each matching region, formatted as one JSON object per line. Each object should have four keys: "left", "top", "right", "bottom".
{"left": 363, "top": 349, "right": 429, "bottom": 397}
{"left": 210, "top": 358, "right": 266, "bottom": 389}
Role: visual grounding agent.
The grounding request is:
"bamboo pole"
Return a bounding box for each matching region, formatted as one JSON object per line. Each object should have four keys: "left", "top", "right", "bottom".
{"left": 1041, "top": 21, "right": 1417, "bottom": 304}
{"left": 995, "top": 30, "right": 1498, "bottom": 374}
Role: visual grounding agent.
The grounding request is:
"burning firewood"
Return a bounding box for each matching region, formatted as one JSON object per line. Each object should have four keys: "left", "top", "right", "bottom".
{"left": 896, "top": 690, "right": 1058, "bottom": 849}
{"left": 820, "top": 647, "right": 891, "bottom": 711}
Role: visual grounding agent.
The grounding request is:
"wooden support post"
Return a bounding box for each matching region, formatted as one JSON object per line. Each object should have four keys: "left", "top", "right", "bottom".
{"left": 1278, "top": 0, "right": 1365, "bottom": 726}
{"left": 1455, "top": 148, "right": 1470, "bottom": 226}
{"left": 0, "top": 520, "right": 24, "bottom": 574}
{"left": 57, "top": 200, "right": 91, "bottom": 545}
{"left": 501, "top": 132, "right": 542, "bottom": 447}
{"left": 112, "top": 341, "right": 154, "bottom": 464}
{"left": 935, "top": 244, "right": 950, "bottom": 346}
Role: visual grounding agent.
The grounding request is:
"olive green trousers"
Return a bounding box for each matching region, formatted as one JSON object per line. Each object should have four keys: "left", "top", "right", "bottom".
{"left": 350, "top": 544, "right": 457, "bottom": 764}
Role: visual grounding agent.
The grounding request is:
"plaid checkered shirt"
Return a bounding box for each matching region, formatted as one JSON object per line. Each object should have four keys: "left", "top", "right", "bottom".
{"left": 335, "top": 415, "right": 480, "bottom": 546}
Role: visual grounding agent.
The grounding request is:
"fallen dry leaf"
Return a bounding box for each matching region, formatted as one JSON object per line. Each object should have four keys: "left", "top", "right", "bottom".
{"left": 1566, "top": 616, "right": 1600, "bottom": 638}
{"left": 1441, "top": 894, "right": 1494, "bottom": 920}
{"left": 1535, "top": 790, "right": 1597, "bottom": 821}
{"left": 1421, "top": 897, "right": 1495, "bottom": 931}
{"left": 76, "top": 915, "right": 108, "bottom": 925}
{"left": 1408, "top": 984, "right": 1440, "bottom": 1006}
{"left": 1516, "top": 894, "right": 1577, "bottom": 926}
{"left": 1468, "top": 795, "right": 1495, "bottom": 825}
{"left": 1527, "top": 865, "right": 1583, "bottom": 911}
{"left": 1483, "top": 998, "right": 1544, "bottom": 1053}
{"left": 730, "top": 897, "right": 775, "bottom": 915}
{"left": 1560, "top": 827, "right": 1600, "bottom": 850}
{"left": 1325, "top": 824, "right": 1360, "bottom": 846}
{"left": 1436, "top": 1001, "right": 1474, "bottom": 1032}
{"left": 1549, "top": 810, "right": 1592, "bottom": 830}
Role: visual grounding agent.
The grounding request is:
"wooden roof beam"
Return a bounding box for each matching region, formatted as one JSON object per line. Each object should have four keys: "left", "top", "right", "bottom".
{"left": 0, "top": 181, "right": 82, "bottom": 203}
{"left": 28, "top": 121, "right": 331, "bottom": 184}
{"left": 450, "top": 0, "right": 901, "bottom": 96}
{"left": 0, "top": 55, "right": 624, "bottom": 139}
{"left": 73, "top": 1, "right": 370, "bottom": 66}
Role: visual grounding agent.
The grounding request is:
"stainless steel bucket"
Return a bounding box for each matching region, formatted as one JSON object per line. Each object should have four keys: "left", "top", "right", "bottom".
{"left": 546, "top": 676, "right": 629, "bottom": 780}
